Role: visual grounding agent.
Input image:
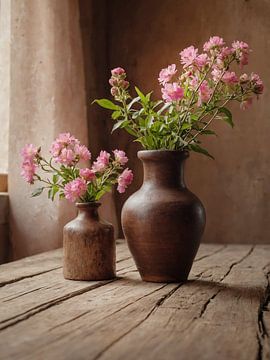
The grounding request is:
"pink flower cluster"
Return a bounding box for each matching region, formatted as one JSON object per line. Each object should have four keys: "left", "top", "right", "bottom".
{"left": 50, "top": 133, "right": 90, "bottom": 166}
{"left": 64, "top": 178, "right": 87, "bottom": 203}
{"left": 117, "top": 168, "right": 133, "bottom": 193}
{"left": 21, "top": 144, "right": 39, "bottom": 184}
{"left": 109, "top": 67, "right": 129, "bottom": 98}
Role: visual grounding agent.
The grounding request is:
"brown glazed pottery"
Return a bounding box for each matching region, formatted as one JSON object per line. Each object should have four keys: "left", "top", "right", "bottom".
{"left": 63, "top": 202, "right": 116, "bottom": 281}
{"left": 121, "top": 150, "right": 206, "bottom": 283}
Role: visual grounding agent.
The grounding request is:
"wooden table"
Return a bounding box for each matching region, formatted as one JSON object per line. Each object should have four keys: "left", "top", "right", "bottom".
{"left": 0, "top": 241, "right": 269, "bottom": 360}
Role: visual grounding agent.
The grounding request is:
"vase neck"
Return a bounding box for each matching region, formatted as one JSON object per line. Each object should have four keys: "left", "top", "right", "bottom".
{"left": 76, "top": 203, "right": 100, "bottom": 220}
{"left": 139, "top": 150, "right": 188, "bottom": 188}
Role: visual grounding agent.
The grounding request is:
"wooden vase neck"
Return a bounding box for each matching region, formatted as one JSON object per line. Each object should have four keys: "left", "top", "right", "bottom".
{"left": 75, "top": 202, "right": 100, "bottom": 220}
{"left": 138, "top": 150, "right": 188, "bottom": 189}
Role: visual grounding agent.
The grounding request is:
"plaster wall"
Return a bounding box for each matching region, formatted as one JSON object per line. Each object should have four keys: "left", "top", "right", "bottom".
{"left": 0, "top": 0, "right": 10, "bottom": 174}
{"left": 8, "top": 0, "right": 89, "bottom": 258}
{"left": 108, "top": 0, "right": 270, "bottom": 244}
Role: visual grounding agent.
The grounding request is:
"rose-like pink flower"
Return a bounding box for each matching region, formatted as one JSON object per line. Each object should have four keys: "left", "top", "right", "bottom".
{"left": 240, "top": 97, "right": 253, "bottom": 110}
{"left": 21, "top": 161, "right": 37, "bottom": 184}
{"left": 211, "top": 68, "right": 223, "bottom": 82}
{"left": 79, "top": 168, "right": 96, "bottom": 181}
{"left": 180, "top": 46, "right": 198, "bottom": 68}
{"left": 113, "top": 149, "right": 128, "bottom": 165}
{"left": 161, "top": 83, "right": 184, "bottom": 102}
{"left": 117, "top": 168, "right": 133, "bottom": 193}
{"left": 74, "top": 144, "right": 91, "bottom": 161}
{"left": 21, "top": 144, "right": 38, "bottom": 163}
{"left": 194, "top": 53, "right": 208, "bottom": 68}
{"left": 222, "top": 71, "right": 238, "bottom": 85}
{"left": 219, "top": 47, "right": 233, "bottom": 60}
{"left": 203, "top": 36, "right": 225, "bottom": 52}
{"left": 55, "top": 148, "right": 76, "bottom": 166}
{"left": 198, "top": 81, "right": 212, "bottom": 106}
{"left": 158, "top": 64, "right": 177, "bottom": 85}
{"left": 232, "top": 41, "right": 250, "bottom": 67}
{"left": 251, "top": 73, "right": 264, "bottom": 94}
{"left": 64, "top": 178, "right": 87, "bottom": 203}
{"left": 92, "top": 150, "right": 110, "bottom": 172}
{"left": 111, "top": 67, "right": 126, "bottom": 76}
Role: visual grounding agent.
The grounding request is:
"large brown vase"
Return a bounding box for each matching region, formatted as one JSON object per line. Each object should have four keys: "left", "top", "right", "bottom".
{"left": 121, "top": 150, "right": 206, "bottom": 283}
{"left": 63, "top": 202, "right": 116, "bottom": 281}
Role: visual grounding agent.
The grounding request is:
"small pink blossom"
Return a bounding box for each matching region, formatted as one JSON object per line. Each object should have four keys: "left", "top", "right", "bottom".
{"left": 203, "top": 36, "right": 225, "bottom": 52}
{"left": 219, "top": 47, "right": 233, "bottom": 60}
{"left": 211, "top": 68, "right": 223, "bottom": 82}
{"left": 194, "top": 53, "right": 208, "bottom": 68}
{"left": 198, "top": 81, "right": 212, "bottom": 106}
{"left": 161, "top": 83, "right": 184, "bottom": 102}
{"left": 180, "top": 46, "right": 198, "bottom": 67}
{"left": 222, "top": 71, "right": 238, "bottom": 85}
{"left": 240, "top": 98, "right": 253, "bottom": 110}
{"left": 158, "top": 64, "right": 177, "bottom": 85}
{"left": 74, "top": 144, "right": 91, "bottom": 161}
{"left": 79, "top": 168, "right": 96, "bottom": 181}
{"left": 117, "top": 168, "right": 133, "bottom": 193}
{"left": 64, "top": 178, "right": 87, "bottom": 203}
{"left": 21, "top": 144, "right": 38, "bottom": 163}
{"left": 110, "top": 87, "right": 119, "bottom": 97}
{"left": 111, "top": 67, "right": 126, "bottom": 76}
{"left": 251, "top": 73, "right": 264, "bottom": 94}
{"left": 113, "top": 149, "right": 128, "bottom": 165}
{"left": 232, "top": 41, "right": 250, "bottom": 67}
{"left": 55, "top": 148, "right": 76, "bottom": 166}
{"left": 21, "top": 161, "right": 37, "bottom": 184}
{"left": 92, "top": 150, "right": 110, "bottom": 172}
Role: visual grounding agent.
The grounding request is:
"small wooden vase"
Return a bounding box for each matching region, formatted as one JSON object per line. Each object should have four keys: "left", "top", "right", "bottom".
{"left": 63, "top": 202, "right": 116, "bottom": 281}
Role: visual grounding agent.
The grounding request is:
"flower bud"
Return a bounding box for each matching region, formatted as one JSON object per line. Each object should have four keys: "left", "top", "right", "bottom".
{"left": 110, "top": 87, "right": 119, "bottom": 97}
{"left": 111, "top": 67, "right": 126, "bottom": 76}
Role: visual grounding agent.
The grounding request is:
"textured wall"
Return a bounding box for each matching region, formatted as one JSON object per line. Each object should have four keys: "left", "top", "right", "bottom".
{"left": 108, "top": 0, "right": 270, "bottom": 244}
{"left": 8, "top": 0, "right": 88, "bottom": 259}
{"left": 0, "top": 0, "right": 10, "bottom": 174}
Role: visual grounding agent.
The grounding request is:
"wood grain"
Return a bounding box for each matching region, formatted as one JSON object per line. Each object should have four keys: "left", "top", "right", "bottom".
{"left": 0, "top": 243, "right": 269, "bottom": 360}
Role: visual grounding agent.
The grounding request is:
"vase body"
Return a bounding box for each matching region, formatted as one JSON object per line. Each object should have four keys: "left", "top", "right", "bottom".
{"left": 63, "top": 202, "right": 116, "bottom": 280}
{"left": 122, "top": 150, "right": 206, "bottom": 282}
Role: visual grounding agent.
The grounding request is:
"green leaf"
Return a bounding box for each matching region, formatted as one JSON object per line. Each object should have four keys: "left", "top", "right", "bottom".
{"left": 218, "top": 107, "right": 234, "bottom": 128}
{"left": 127, "top": 96, "right": 140, "bottom": 110}
{"left": 52, "top": 174, "right": 58, "bottom": 184}
{"left": 111, "top": 120, "right": 129, "bottom": 132}
{"left": 135, "top": 87, "right": 147, "bottom": 105}
{"left": 112, "top": 110, "right": 121, "bottom": 120}
{"left": 31, "top": 187, "right": 44, "bottom": 197}
{"left": 93, "top": 99, "right": 120, "bottom": 111}
{"left": 189, "top": 144, "right": 215, "bottom": 159}
{"left": 51, "top": 186, "right": 59, "bottom": 201}
{"left": 181, "top": 123, "right": 192, "bottom": 130}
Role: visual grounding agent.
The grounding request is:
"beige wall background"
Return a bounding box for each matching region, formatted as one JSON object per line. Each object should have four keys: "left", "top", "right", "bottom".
{"left": 2, "top": 0, "right": 270, "bottom": 262}
{"left": 107, "top": 0, "right": 270, "bottom": 244}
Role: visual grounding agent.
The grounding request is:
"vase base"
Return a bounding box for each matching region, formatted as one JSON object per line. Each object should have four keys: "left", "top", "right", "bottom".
{"left": 63, "top": 271, "right": 116, "bottom": 281}
{"left": 140, "top": 274, "right": 189, "bottom": 283}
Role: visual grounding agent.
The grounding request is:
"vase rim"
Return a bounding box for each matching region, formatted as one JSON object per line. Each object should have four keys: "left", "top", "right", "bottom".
{"left": 75, "top": 202, "right": 101, "bottom": 208}
{"left": 138, "top": 149, "right": 189, "bottom": 160}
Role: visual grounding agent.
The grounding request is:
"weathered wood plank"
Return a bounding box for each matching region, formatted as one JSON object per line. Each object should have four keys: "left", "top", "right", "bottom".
{"left": 97, "top": 245, "right": 270, "bottom": 360}
{"left": 0, "top": 244, "right": 246, "bottom": 360}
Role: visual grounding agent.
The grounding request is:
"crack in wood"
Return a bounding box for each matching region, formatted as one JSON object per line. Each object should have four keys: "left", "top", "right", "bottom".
{"left": 2, "top": 286, "right": 47, "bottom": 302}
{"left": 92, "top": 283, "right": 183, "bottom": 360}
{"left": 257, "top": 270, "right": 270, "bottom": 360}
{"left": 194, "top": 245, "right": 227, "bottom": 262}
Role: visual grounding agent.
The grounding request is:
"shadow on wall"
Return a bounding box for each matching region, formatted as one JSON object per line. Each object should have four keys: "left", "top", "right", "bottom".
{"left": 80, "top": 0, "right": 270, "bottom": 244}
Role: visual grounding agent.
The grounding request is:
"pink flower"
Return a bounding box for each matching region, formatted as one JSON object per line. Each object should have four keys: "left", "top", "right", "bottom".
{"left": 239, "top": 73, "right": 249, "bottom": 83}
{"left": 64, "top": 178, "right": 87, "bottom": 203}
{"left": 232, "top": 41, "right": 250, "bottom": 67}
{"left": 117, "top": 168, "right": 133, "bottom": 193}
{"left": 74, "top": 144, "right": 91, "bottom": 161}
{"left": 55, "top": 148, "right": 76, "bottom": 166}
{"left": 222, "top": 71, "right": 238, "bottom": 85}
{"left": 198, "top": 81, "right": 212, "bottom": 106}
{"left": 161, "top": 83, "right": 184, "bottom": 102}
{"left": 113, "top": 149, "right": 128, "bottom": 165}
{"left": 158, "top": 64, "right": 177, "bottom": 85}
{"left": 180, "top": 46, "right": 198, "bottom": 67}
{"left": 194, "top": 53, "right": 208, "bottom": 68}
{"left": 92, "top": 150, "right": 110, "bottom": 172}
{"left": 21, "top": 161, "right": 37, "bottom": 184}
{"left": 111, "top": 67, "right": 126, "bottom": 76}
{"left": 211, "top": 68, "right": 223, "bottom": 82}
{"left": 79, "top": 168, "right": 96, "bottom": 181}
{"left": 240, "top": 98, "right": 253, "bottom": 110}
{"left": 219, "top": 47, "right": 233, "bottom": 60}
{"left": 111, "top": 87, "right": 119, "bottom": 97}
{"left": 21, "top": 144, "right": 38, "bottom": 163}
{"left": 203, "top": 36, "right": 225, "bottom": 52}
{"left": 251, "top": 73, "right": 264, "bottom": 94}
